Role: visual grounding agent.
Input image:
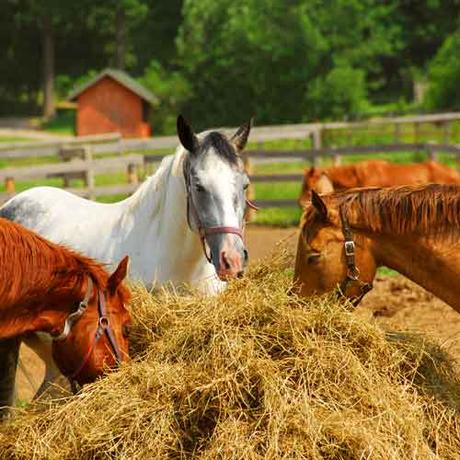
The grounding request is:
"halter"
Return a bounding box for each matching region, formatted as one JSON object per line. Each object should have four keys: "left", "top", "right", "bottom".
{"left": 337, "top": 207, "right": 373, "bottom": 307}
{"left": 183, "top": 158, "right": 258, "bottom": 263}
{"left": 53, "top": 276, "right": 123, "bottom": 384}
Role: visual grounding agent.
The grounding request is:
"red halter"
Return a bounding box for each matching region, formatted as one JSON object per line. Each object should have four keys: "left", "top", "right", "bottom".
{"left": 53, "top": 276, "right": 123, "bottom": 386}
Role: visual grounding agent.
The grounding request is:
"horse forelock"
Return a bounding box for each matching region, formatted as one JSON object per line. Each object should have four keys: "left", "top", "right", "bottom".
{"left": 199, "top": 131, "right": 239, "bottom": 167}
{"left": 332, "top": 184, "right": 460, "bottom": 237}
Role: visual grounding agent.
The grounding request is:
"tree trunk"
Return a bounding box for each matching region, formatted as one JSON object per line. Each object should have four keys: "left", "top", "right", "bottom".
{"left": 115, "top": 6, "right": 126, "bottom": 70}
{"left": 42, "top": 15, "right": 55, "bottom": 119}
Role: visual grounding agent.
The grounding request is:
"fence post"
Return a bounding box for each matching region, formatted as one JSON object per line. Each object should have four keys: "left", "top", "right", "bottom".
{"left": 243, "top": 153, "right": 255, "bottom": 222}
{"left": 425, "top": 141, "right": 438, "bottom": 162}
{"left": 332, "top": 153, "right": 342, "bottom": 166}
{"left": 311, "top": 128, "right": 322, "bottom": 150}
{"left": 127, "top": 163, "right": 139, "bottom": 186}
{"left": 84, "top": 147, "right": 95, "bottom": 200}
{"left": 4, "top": 177, "right": 15, "bottom": 194}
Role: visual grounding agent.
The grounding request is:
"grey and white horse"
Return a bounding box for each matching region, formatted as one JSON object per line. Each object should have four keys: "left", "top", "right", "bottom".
{"left": 0, "top": 115, "right": 252, "bottom": 410}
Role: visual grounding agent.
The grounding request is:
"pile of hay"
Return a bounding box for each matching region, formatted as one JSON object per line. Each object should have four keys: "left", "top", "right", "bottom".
{"left": 1, "top": 255, "right": 460, "bottom": 459}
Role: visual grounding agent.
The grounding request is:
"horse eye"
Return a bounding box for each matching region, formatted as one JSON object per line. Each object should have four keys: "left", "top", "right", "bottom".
{"left": 195, "top": 184, "right": 205, "bottom": 192}
{"left": 122, "top": 324, "right": 131, "bottom": 338}
{"left": 243, "top": 183, "right": 249, "bottom": 190}
{"left": 307, "top": 253, "right": 321, "bottom": 265}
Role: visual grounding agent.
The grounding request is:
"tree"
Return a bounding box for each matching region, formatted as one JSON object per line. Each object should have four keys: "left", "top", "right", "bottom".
{"left": 425, "top": 29, "right": 460, "bottom": 111}
{"left": 177, "top": 0, "right": 399, "bottom": 126}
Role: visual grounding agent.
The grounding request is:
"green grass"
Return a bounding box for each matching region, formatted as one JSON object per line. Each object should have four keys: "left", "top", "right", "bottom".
{"left": 0, "top": 136, "right": 31, "bottom": 143}
{"left": 42, "top": 110, "right": 75, "bottom": 135}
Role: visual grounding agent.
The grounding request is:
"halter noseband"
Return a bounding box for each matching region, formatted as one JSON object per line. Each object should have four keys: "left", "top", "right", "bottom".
{"left": 337, "top": 207, "right": 373, "bottom": 307}
{"left": 183, "top": 158, "right": 258, "bottom": 263}
{"left": 53, "top": 276, "right": 123, "bottom": 384}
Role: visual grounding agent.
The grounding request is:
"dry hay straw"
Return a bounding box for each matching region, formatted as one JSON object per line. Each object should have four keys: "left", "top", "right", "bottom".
{"left": 1, "top": 254, "right": 460, "bottom": 459}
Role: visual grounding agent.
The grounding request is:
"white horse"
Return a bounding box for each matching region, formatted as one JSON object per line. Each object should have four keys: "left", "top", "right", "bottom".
{"left": 0, "top": 115, "right": 253, "bottom": 399}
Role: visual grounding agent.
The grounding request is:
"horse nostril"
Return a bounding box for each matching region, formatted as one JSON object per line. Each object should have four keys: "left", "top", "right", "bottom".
{"left": 237, "top": 270, "right": 244, "bottom": 278}
{"left": 243, "top": 249, "right": 249, "bottom": 262}
{"left": 222, "top": 252, "right": 231, "bottom": 270}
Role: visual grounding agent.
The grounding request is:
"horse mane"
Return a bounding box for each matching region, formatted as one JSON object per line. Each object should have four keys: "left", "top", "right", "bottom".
{"left": 334, "top": 184, "right": 460, "bottom": 236}
{"left": 200, "top": 131, "right": 239, "bottom": 166}
{"left": 0, "top": 218, "right": 129, "bottom": 306}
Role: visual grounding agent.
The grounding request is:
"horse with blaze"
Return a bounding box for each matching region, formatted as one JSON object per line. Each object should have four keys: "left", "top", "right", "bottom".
{"left": 0, "top": 218, "right": 131, "bottom": 416}
{"left": 294, "top": 184, "right": 460, "bottom": 311}
{"left": 0, "top": 115, "right": 253, "bottom": 398}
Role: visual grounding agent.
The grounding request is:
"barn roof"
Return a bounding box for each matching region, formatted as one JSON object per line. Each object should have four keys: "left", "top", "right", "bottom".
{"left": 68, "top": 68, "right": 158, "bottom": 105}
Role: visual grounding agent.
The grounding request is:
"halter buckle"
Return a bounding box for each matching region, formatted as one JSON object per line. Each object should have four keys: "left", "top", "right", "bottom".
{"left": 344, "top": 240, "right": 355, "bottom": 257}
{"left": 98, "top": 316, "right": 109, "bottom": 329}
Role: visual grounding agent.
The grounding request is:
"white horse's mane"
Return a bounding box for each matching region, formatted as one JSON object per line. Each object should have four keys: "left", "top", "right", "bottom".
{"left": 128, "top": 130, "right": 217, "bottom": 213}
{"left": 127, "top": 145, "right": 188, "bottom": 213}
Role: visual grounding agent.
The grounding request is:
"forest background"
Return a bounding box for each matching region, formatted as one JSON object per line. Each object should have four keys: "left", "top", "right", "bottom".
{"left": 2, "top": 0, "right": 460, "bottom": 134}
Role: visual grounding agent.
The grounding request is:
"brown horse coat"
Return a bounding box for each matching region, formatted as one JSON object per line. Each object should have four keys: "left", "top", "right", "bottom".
{"left": 298, "top": 160, "right": 460, "bottom": 206}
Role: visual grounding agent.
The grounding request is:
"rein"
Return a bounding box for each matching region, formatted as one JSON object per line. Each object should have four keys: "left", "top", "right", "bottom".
{"left": 53, "top": 276, "right": 123, "bottom": 385}
{"left": 337, "top": 207, "right": 373, "bottom": 307}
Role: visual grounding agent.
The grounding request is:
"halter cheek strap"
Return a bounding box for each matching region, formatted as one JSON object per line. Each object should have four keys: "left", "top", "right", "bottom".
{"left": 53, "top": 276, "right": 123, "bottom": 386}
{"left": 183, "top": 158, "right": 256, "bottom": 263}
{"left": 337, "top": 207, "right": 373, "bottom": 307}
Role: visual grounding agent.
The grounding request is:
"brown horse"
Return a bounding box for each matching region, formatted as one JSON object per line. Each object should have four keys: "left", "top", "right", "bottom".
{"left": 298, "top": 160, "right": 460, "bottom": 206}
{"left": 0, "top": 217, "right": 131, "bottom": 415}
{"left": 294, "top": 184, "right": 460, "bottom": 310}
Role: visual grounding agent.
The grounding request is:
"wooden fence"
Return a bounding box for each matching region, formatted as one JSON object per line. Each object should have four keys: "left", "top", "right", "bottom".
{"left": 1, "top": 137, "right": 460, "bottom": 208}
{"left": 2, "top": 111, "right": 460, "bottom": 207}
{"left": 245, "top": 142, "right": 460, "bottom": 208}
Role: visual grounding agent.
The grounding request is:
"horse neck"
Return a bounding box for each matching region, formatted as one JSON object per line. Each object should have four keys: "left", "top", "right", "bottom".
{"left": 328, "top": 165, "right": 359, "bottom": 189}
{"left": 367, "top": 232, "right": 460, "bottom": 311}
{"left": 0, "top": 268, "right": 90, "bottom": 340}
{"left": 122, "top": 151, "right": 219, "bottom": 289}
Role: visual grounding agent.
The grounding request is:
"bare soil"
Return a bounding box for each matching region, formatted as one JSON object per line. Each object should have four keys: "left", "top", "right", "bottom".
{"left": 16, "top": 225, "right": 460, "bottom": 401}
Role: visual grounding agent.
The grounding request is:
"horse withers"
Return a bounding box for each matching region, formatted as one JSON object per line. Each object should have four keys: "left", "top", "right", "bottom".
{"left": 0, "top": 218, "right": 131, "bottom": 417}
{"left": 294, "top": 184, "right": 460, "bottom": 311}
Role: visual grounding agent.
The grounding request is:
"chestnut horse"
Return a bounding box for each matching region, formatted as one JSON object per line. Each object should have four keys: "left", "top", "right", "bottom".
{"left": 294, "top": 184, "right": 460, "bottom": 310}
{"left": 0, "top": 218, "right": 131, "bottom": 417}
{"left": 298, "top": 160, "right": 460, "bottom": 206}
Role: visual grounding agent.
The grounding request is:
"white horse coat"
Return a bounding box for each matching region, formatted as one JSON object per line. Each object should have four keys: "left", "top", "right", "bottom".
{"left": 0, "top": 117, "right": 252, "bottom": 400}
{"left": 3, "top": 148, "right": 223, "bottom": 293}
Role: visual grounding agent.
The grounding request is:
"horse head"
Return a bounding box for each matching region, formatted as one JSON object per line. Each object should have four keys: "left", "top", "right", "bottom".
{"left": 177, "top": 115, "right": 252, "bottom": 281}
{"left": 298, "top": 167, "right": 334, "bottom": 208}
{"left": 293, "top": 191, "right": 375, "bottom": 306}
{"left": 52, "top": 256, "right": 131, "bottom": 385}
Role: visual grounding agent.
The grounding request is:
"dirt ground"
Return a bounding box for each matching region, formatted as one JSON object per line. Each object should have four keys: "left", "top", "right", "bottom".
{"left": 16, "top": 225, "right": 460, "bottom": 401}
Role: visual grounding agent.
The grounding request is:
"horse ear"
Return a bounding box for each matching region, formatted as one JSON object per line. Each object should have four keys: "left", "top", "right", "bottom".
{"left": 316, "top": 173, "right": 334, "bottom": 194}
{"left": 177, "top": 115, "right": 199, "bottom": 153}
{"left": 307, "top": 167, "right": 316, "bottom": 176}
{"left": 108, "top": 256, "right": 129, "bottom": 293}
{"left": 231, "top": 117, "right": 253, "bottom": 151}
{"left": 311, "top": 190, "right": 328, "bottom": 221}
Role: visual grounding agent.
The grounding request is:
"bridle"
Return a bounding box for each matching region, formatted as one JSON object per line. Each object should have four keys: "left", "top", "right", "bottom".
{"left": 337, "top": 207, "right": 373, "bottom": 307}
{"left": 183, "top": 158, "right": 258, "bottom": 263}
{"left": 53, "top": 276, "right": 123, "bottom": 386}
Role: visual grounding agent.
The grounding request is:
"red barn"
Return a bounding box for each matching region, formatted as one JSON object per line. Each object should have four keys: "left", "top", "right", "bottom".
{"left": 68, "top": 69, "right": 157, "bottom": 138}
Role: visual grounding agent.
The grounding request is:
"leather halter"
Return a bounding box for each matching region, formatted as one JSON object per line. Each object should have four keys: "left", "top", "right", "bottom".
{"left": 183, "top": 158, "right": 258, "bottom": 263}
{"left": 53, "top": 276, "right": 123, "bottom": 383}
{"left": 337, "top": 207, "right": 373, "bottom": 307}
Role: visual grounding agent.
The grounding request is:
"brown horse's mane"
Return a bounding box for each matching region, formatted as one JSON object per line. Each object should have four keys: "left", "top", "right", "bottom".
{"left": 0, "top": 218, "right": 129, "bottom": 307}
{"left": 329, "top": 184, "right": 460, "bottom": 237}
